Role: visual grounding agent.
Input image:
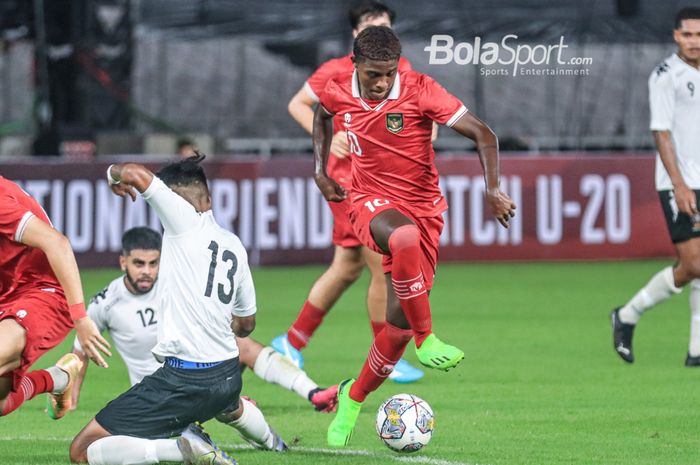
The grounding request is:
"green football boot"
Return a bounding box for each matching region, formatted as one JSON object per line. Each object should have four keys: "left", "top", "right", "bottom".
{"left": 327, "top": 378, "right": 362, "bottom": 447}
{"left": 415, "top": 333, "right": 464, "bottom": 371}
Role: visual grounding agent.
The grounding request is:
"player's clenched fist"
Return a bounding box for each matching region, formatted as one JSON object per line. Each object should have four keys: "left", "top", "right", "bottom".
{"left": 486, "top": 188, "right": 517, "bottom": 228}
{"left": 314, "top": 174, "right": 347, "bottom": 202}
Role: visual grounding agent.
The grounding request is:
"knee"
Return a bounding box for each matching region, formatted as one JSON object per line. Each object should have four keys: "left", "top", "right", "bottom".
{"left": 69, "top": 437, "right": 89, "bottom": 464}
{"left": 678, "top": 261, "right": 700, "bottom": 283}
{"left": 330, "top": 257, "right": 363, "bottom": 284}
{"left": 216, "top": 399, "right": 243, "bottom": 423}
{"left": 343, "top": 264, "right": 363, "bottom": 283}
{"left": 388, "top": 225, "right": 420, "bottom": 253}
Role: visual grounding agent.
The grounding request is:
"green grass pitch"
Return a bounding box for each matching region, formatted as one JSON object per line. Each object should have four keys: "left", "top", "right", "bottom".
{"left": 1, "top": 260, "right": 699, "bottom": 465}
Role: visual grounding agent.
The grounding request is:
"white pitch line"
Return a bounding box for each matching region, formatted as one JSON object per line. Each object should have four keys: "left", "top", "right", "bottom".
{"left": 0, "top": 436, "right": 487, "bottom": 465}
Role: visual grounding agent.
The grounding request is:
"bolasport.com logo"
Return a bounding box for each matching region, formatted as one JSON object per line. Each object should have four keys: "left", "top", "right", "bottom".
{"left": 424, "top": 34, "right": 593, "bottom": 78}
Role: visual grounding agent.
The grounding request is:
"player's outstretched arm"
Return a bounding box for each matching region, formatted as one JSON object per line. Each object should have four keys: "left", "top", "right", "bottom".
{"left": 232, "top": 315, "right": 256, "bottom": 338}
{"left": 451, "top": 112, "right": 516, "bottom": 228}
{"left": 107, "top": 163, "right": 155, "bottom": 200}
{"left": 18, "top": 217, "right": 111, "bottom": 367}
{"left": 655, "top": 130, "right": 698, "bottom": 217}
{"left": 312, "top": 105, "right": 346, "bottom": 202}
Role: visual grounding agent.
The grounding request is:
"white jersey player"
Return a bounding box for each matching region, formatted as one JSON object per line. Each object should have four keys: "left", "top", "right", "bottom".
{"left": 612, "top": 7, "right": 700, "bottom": 366}
{"left": 70, "top": 156, "right": 287, "bottom": 465}
{"left": 70, "top": 228, "right": 338, "bottom": 411}
{"left": 74, "top": 276, "right": 161, "bottom": 387}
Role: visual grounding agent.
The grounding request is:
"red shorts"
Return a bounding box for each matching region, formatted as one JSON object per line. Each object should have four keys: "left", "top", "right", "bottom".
{"left": 328, "top": 199, "right": 362, "bottom": 248}
{"left": 0, "top": 288, "right": 73, "bottom": 389}
{"left": 349, "top": 197, "right": 444, "bottom": 290}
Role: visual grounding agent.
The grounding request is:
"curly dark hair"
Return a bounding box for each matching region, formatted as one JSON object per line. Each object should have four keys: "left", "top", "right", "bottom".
{"left": 353, "top": 25, "right": 401, "bottom": 63}
{"left": 156, "top": 151, "right": 208, "bottom": 190}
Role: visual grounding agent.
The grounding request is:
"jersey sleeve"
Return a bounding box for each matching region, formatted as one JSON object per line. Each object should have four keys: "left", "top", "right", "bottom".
{"left": 648, "top": 64, "right": 674, "bottom": 131}
{"left": 0, "top": 190, "right": 34, "bottom": 243}
{"left": 318, "top": 79, "right": 342, "bottom": 116}
{"left": 304, "top": 59, "right": 341, "bottom": 103}
{"left": 418, "top": 75, "right": 468, "bottom": 127}
{"left": 141, "top": 176, "right": 200, "bottom": 236}
{"left": 233, "top": 259, "right": 257, "bottom": 317}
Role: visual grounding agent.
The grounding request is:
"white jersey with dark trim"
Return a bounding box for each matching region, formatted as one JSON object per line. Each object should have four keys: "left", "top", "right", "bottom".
{"left": 141, "top": 176, "right": 257, "bottom": 363}
{"left": 649, "top": 53, "right": 700, "bottom": 190}
{"left": 74, "top": 277, "right": 161, "bottom": 385}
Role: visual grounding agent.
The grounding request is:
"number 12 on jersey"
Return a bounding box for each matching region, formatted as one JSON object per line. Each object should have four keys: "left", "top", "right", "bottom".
{"left": 205, "top": 240, "right": 238, "bottom": 304}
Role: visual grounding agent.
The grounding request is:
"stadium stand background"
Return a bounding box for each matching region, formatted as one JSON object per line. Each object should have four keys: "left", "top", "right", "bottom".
{"left": 0, "top": 0, "right": 688, "bottom": 156}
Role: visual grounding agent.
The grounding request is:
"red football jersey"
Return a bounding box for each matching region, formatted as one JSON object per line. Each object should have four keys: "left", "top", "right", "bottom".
{"left": 0, "top": 176, "right": 62, "bottom": 299}
{"left": 319, "top": 70, "right": 467, "bottom": 216}
{"left": 305, "top": 54, "right": 412, "bottom": 187}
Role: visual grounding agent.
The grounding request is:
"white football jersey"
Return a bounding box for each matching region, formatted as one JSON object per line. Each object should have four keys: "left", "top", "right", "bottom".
{"left": 74, "top": 277, "right": 162, "bottom": 385}
{"left": 142, "top": 176, "right": 256, "bottom": 363}
{"left": 649, "top": 53, "right": 700, "bottom": 190}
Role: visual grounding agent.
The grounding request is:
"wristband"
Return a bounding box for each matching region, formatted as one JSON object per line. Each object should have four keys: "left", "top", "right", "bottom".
{"left": 106, "top": 164, "right": 120, "bottom": 185}
{"left": 69, "top": 302, "right": 87, "bottom": 321}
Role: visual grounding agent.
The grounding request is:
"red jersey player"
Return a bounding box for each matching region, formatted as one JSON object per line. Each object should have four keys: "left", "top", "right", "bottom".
{"left": 0, "top": 176, "right": 111, "bottom": 420}
{"left": 274, "top": 0, "right": 424, "bottom": 384}
{"left": 314, "top": 26, "right": 516, "bottom": 446}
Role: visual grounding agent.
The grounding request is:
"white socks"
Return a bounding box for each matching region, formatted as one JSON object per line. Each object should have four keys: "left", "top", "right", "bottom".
{"left": 619, "top": 266, "right": 682, "bottom": 324}
{"left": 217, "top": 396, "right": 274, "bottom": 449}
{"left": 689, "top": 280, "right": 700, "bottom": 356}
{"left": 86, "top": 436, "right": 182, "bottom": 465}
{"left": 253, "top": 347, "right": 317, "bottom": 399}
{"left": 46, "top": 366, "right": 69, "bottom": 394}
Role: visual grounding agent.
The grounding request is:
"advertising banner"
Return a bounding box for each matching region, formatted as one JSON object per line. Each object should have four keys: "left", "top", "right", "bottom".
{"left": 2, "top": 154, "right": 673, "bottom": 266}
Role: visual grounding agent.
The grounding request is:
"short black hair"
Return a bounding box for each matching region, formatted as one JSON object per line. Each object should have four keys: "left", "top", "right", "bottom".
{"left": 156, "top": 152, "right": 208, "bottom": 190}
{"left": 353, "top": 26, "right": 401, "bottom": 63}
{"left": 176, "top": 137, "right": 194, "bottom": 150}
{"left": 675, "top": 7, "right": 700, "bottom": 28}
{"left": 122, "top": 227, "right": 161, "bottom": 254}
{"left": 348, "top": 1, "right": 395, "bottom": 30}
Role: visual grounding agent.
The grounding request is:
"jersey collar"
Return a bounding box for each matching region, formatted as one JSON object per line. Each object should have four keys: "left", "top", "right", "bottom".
{"left": 672, "top": 52, "right": 700, "bottom": 73}
{"left": 351, "top": 70, "right": 401, "bottom": 107}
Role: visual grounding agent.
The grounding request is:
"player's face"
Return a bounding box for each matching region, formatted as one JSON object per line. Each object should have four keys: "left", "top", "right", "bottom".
{"left": 352, "top": 12, "right": 392, "bottom": 37}
{"left": 355, "top": 59, "right": 399, "bottom": 100}
{"left": 674, "top": 19, "right": 700, "bottom": 64}
{"left": 120, "top": 249, "right": 160, "bottom": 295}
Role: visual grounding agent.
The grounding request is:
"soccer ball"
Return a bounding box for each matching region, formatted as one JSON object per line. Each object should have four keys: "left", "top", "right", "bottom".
{"left": 375, "top": 394, "right": 434, "bottom": 453}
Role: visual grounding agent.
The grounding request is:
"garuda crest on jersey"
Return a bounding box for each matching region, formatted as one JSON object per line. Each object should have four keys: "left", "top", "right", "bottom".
{"left": 386, "top": 113, "right": 404, "bottom": 134}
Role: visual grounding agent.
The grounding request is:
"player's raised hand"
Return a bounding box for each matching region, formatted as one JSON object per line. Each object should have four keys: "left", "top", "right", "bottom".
{"left": 486, "top": 188, "right": 516, "bottom": 228}
{"left": 314, "top": 174, "right": 347, "bottom": 202}
{"left": 330, "top": 131, "right": 350, "bottom": 159}
{"left": 110, "top": 182, "right": 137, "bottom": 201}
{"left": 74, "top": 317, "right": 112, "bottom": 368}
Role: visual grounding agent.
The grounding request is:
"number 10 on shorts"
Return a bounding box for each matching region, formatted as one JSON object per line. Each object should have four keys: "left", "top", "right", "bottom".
{"left": 364, "top": 198, "right": 390, "bottom": 213}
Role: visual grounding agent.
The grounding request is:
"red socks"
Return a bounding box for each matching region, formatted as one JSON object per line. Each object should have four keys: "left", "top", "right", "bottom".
{"left": 0, "top": 370, "right": 53, "bottom": 416}
{"left": 388, "top": 225, "right": 432, "bottom": 347}
{"left": 370, "top": 320, "right": 385, "bottom": 338}
{"left": 350, "top": 323, "right": 413, "bottom": 402}
{"left": 287, "top": 300, "right": 327, "bottom": 350}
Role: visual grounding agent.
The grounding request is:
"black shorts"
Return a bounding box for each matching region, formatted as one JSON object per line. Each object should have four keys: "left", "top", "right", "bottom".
{"left": 659, "top": 190, "right": 700, "bottom": 243}
{"left": 95, "top": 358, "right": 242, "bottom": 439}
